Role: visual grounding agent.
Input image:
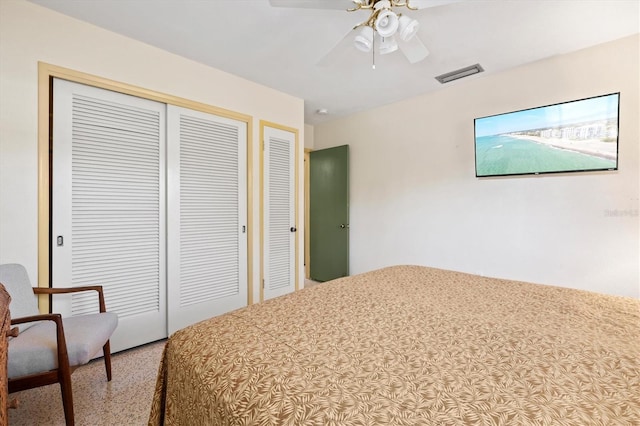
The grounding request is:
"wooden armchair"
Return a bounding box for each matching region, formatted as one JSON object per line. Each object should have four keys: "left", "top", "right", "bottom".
{"left": 0, "top": 263, "right": 118, "bottom": 426}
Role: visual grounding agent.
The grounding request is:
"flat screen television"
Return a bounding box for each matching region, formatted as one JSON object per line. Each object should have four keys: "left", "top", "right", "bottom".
{"left": 474, "top": 93, "right": 619, "bottom": 177}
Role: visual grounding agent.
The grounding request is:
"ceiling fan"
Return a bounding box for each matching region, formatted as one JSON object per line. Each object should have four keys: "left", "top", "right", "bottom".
{"left": 269, "top": 0, "right": 460, "bottom": 67}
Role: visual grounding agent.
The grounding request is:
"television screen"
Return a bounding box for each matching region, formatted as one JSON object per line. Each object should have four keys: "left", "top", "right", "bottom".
{"left": 474, "top": 93, "right": 619, "bottom": 177}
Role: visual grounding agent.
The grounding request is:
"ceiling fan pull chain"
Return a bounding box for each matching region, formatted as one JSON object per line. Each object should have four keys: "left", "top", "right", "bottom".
{"left": 372, "top": 31, "right": 376, "bottom": 69}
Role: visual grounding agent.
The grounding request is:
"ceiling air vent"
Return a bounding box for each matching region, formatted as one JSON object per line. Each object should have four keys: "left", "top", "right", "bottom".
{"left": 435, "top": 64, "right": 484, "bottom": 84}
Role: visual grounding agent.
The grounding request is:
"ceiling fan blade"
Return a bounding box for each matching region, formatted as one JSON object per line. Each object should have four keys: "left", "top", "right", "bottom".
{"left": 406, "top": 0, "right": 463, "bottom": 9}
{"left": 269, "top": 0, "right": 357, "bottom": 10}
{"left": 317, "top": 28, "right": 358, "bottom": 67}
{"left": 398, "top": 35, "right": 429, "bottom": 64}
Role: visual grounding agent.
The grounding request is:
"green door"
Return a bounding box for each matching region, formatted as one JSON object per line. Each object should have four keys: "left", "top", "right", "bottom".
{"left": 310, "top": 145, "right": 349, "bottom": 282}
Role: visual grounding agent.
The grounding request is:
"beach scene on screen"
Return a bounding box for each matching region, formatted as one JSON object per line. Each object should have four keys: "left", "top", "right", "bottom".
{"left": 475, "top": 94, "right": 619, "bottom": 177}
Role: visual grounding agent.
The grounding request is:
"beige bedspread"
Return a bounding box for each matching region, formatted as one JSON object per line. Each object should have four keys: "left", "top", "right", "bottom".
{"left": 149, "top": 265, "right": 640, "bottom": 425}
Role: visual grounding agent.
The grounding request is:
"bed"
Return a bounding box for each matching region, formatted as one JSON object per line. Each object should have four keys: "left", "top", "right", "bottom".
{"left": 148, "top": 265, "right": 640, "bottom": 425}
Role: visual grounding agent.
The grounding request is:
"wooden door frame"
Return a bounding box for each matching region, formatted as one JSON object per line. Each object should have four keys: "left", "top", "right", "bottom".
{"left": 304, "top": 149, "right": 311, "bottom": 280}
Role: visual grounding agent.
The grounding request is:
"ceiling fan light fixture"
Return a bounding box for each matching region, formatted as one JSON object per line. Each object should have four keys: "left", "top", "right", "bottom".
{"left": 397, "top": 15, "right": 419, "bottom": 41}
{"left": 374, "top": 9, "right": 399, "bottom": 37}
{"left": 354, "top": 26, "right": 374, "bottom": 52}
{"left": 379, "top": 36, "right": 398, "bottom": 55}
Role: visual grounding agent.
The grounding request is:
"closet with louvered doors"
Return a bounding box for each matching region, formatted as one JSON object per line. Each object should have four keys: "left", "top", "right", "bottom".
{"left": 166, "top": 105, "right": 247, "bottom": 333}
{"left": 262, "top": 123, "right": 298, "bottom": 301}
{"left": 51, "top": 79, "right": 248, "bottom": 352}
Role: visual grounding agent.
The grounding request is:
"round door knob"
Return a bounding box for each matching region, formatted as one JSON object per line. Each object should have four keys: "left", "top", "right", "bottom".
{"left": 290, "top": 227, "right": 297, "bottom": 232}
{"left": 340, "top": 224, "right": 346, "bottom": 228}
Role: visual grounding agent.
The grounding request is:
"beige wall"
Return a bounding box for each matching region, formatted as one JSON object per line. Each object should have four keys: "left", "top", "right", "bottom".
{"left": 304, "top": 124, "right": 314, "bottom": 149}
{"left": 0, "top": 0, "right": 305, "bottom": 303}
{"left": 315, "top": 35, "right": 640, "bottom": 298}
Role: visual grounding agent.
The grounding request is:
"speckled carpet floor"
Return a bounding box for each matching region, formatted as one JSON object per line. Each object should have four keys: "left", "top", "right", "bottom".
{"left": 8, "top": 339, "right": 166, "bottom": 425}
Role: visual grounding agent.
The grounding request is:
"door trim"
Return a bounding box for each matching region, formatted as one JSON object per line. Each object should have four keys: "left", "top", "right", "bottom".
{"left": 259, "top": 120, "right": 299, "bottom": 302}
{"left": 37, "top": 62, "right": 255, "bottom": 311}
{"left": 304, "top": 149, "right": 312, "bottom": 280}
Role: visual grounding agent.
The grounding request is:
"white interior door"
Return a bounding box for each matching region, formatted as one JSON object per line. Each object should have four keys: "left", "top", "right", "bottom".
{"left": 167, "top": 105, "right": 248, "bottom": 333}
{"left": 52, "top": 79, "right": 167, "bottom": 352}
{"left": 263, "top": 126, "right": 297, "bottom": 300}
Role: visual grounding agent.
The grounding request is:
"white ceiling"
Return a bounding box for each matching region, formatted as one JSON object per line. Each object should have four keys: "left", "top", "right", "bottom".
{"left": 30, "top": 0, "right": 640, "bottom": 125}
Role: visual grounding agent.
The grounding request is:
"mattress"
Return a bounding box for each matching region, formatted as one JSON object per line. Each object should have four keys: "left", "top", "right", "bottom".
{"left": 148, "top": 265, "right": 640, "bottom": 425}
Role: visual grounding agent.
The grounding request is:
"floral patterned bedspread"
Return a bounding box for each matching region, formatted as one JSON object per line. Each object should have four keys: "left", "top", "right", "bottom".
{"left": 148, "top": 265, "right": 640, "bottom": 425}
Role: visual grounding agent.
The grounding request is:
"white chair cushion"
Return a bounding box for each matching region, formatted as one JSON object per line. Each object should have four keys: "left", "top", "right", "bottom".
{"left": 8, "top": 311, "right": 118, "bottom": 379}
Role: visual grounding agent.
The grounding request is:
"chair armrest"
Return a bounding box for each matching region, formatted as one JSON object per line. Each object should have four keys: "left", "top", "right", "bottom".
{"left": 10, "top": 313, "right": 71, "bottom": 379}
{"left": 32, "top": 286, "right": 107, "bottom": 313}
{"left": 11, "top": 313, "right": 62, "bottom": 326}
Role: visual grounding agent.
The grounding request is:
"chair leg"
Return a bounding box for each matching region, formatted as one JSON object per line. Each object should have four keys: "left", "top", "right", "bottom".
{"left": 59, "top": 369, "right": 75, "bottom": 426}
{"left": 103, "top": 340, "right": 113, "bottom": 381}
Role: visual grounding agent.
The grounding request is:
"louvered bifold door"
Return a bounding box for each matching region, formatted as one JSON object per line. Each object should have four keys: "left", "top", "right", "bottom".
{"left": 167, "top": 105, "right": 247, "bottom": 333}
{"left": 52, "top": 79, "right": 167, "bottom": 352}
{"left": 263, "top": 126, "right": 297, "bottom": 301}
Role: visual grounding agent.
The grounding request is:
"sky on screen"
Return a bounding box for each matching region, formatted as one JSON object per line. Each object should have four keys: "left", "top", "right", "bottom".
{"left": 475, "top": 94, "right": 619, "bottom": 138}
